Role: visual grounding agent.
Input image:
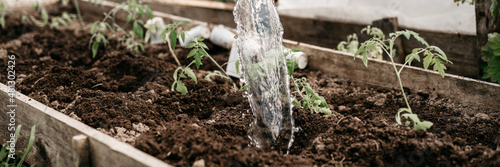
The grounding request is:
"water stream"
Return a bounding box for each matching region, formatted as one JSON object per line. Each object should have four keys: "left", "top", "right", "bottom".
{"left": 233, "top": 0, "right": 295, "bottom": 153}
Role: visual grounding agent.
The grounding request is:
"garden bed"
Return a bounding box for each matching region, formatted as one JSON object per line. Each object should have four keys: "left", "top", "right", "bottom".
{"left": 1, "top": 2, "right": 500, "bottom": 167}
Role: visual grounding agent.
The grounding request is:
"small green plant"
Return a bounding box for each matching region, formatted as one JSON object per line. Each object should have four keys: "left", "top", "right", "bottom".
{"left": 285, "top": 48, "right": 332, "bottom": 114}
{"left": 481, "top": 33, "right": 500, "bottom": 83}
{"left": 161, "top": 22, "right": 236, "bottom": 94}
{"left": 160, "top": 20, "right": 191, "bottom": 66}
{"left": 0, "top": 2, "right": 11, "bottom": 29}
{"left": 354, "top": 26, "right": 452, "bottom": 130}
{"left": 0, "top": 124, "right": 38, "bottom": 167}
{"left": 88, "top": 0, "right": 152, "bottom": 58}
{"left": 233, "top": 48, "right": 331, "bottom": 114}
{"left": 337, "top": 28, "right": 383, "bottom": 60}
{"left": 23, "top": 2, "right": 76, "bottom": 29}
{"left": 49, "top": 12, "right": 76, "bottom": 29}
{"left": 291, "top": 77, "right": 331, "bottom": 114}
{"left": 454, "top": 0, "right": 499, "bottom": 17}
{"left": 337, "top": 34, "right": 359, "bottom": 54}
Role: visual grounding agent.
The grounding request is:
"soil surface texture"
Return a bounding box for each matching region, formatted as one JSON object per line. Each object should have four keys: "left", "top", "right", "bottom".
{"left": 1, "top": 15, "right": 499, "bottom": 166}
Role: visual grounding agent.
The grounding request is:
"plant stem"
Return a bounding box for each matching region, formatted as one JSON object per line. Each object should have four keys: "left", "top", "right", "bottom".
{"left": 72, "top": 0, "right": 85, "bottom": 30}
{"left": 388, "top": 44, "right": 412, "bottom": 113}
{"left": 205, "top": 54, "right": 238, "bottom": 89}
{"left": 291, "top": 76, "right": 305, "bottom": 103}
{"left": 166, "top": 37, "right": 182, "bottom": 66}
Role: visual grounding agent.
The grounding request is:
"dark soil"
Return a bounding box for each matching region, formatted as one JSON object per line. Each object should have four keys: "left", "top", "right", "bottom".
{"left": 1, "top": 15, "right": 499, "bottom": 166}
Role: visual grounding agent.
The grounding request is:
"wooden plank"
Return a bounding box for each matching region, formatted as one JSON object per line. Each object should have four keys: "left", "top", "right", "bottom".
{"left": 283, "top": 39, "right": 500, "bottom": 110}
{"left": 79, "top": 0, "right": 500, "bottom": 110}
{"left": 475, "top": 0, "right": 500, "bottom": 78}
{"left": 0, "top": 83, "right": 172, "bottom": 167}
{"left": 131, "top": 0, "right": 480, "bottom": 78}
{"left": 145, "top": 0, "right": 235, "bottom": 11}
{"left": 1, "top": 1, "right": 499, "bottom": 166}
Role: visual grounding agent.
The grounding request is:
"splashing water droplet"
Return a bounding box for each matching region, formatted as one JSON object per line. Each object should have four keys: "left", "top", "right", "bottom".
{"left": 233, "top": 0, "right": 295, "bottom": 154}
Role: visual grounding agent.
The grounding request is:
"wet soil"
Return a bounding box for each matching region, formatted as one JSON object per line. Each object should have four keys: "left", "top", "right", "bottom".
{"left": 1, "top": 16, "right": 499, "bottom": 166}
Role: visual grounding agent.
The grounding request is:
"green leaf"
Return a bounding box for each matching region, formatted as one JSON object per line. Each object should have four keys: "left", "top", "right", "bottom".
{"left": 291, "top": 48, "right": 301, "bottom": 52}
{"left": 186, "top": 42, "right": 196, "bottom": 49}
{"left": 41, "top": 8, "right": 49, "bottom": 25}
{"left": 0, "top": 18, "right": 5, "bottom": 28}
{"left": 169, "top": 31, "right": 177, "bottom": 50}
{"left": 175, "top": 81, "right": 188, "bottom": 94}
{"left": 423, "top": 55, "right": 432, "bottom": 69}
{"left": 305, "top": 84, "right": 314, "bottom": 95}
{"left": 337, "top": 41, "right": 347, "bottom": 52}
{"left": 18, "top": 123, "right": 38, "bottom": 167}
{"left": 430, "top": 46, "right": 447, "bottom": 61}
{"left": 433, "top": 62, "right": 446, "bottom": 78}
{"left": 320, "top": 108, "right": 332, "bottom": 114}
{"left": 184, "top": 67, "right": 197, "bottom": 84}
{"left": 59, "top": 18, "right": 68, "bottom": 27}
{"left": 194, "top": 53, "right": 202, "bottom": 69}
{"left": 293, "top": 98, "right": 301, "bottom": 106}
{"left": 126, "top": 14, "right": 132, "bottom": 25}
{"left": 361, "top": 51, "right": 369, "bottom": 67}
{"left": 312, "top": 100, "right": 321, "bottom": 107}
{"left": 287, "top": 59, "right": 296, "bottom": 76}
{"left": 402, "top": 31, "right": 411, "bottom": 40}
{"left": 409, "top": 31, "right": 429, "bottom": 47}
{"left": 98, "top": 34, "right": 107, "bottom": 47}
{"left": 415, "top": 121, "right": 433, "bottom": 130}
{"left": 354, "top": 43, "right": 366, "bottom": 60}
{"left": 402, "top": 113, "right": 421, "bottom": 123}
{"left": 235, "top": 60, "right": 240, "bottom": 74}
{"left": 181, "top": 32, "right": 186, "bottom": 43}
{"left": 303, "top": 101, "right": 309, "bottom": 110}
{"left": 199, "top": 42, "right": 209, "bottom": 49}
{"left": 0, "top": 145, "right": 8, "bottom": 161}
{"left": 187, "top": 49, "right": 197, "bottom": 58}
{"left": 138, "top": 43, "right": 145, "bottom": 52}
{"left": 405, "top": 121, "right": 411, "bottom": 126}
{"left": 134, "top": 22, "right": 144, "bottom": 39}
{"left": 491, "top": 0, "right": 499, "bottom": 17}
{"left": 145, "top": 5, "right": 153, "bottom": 19}
{"left": 92, "top": 41, "right": 99, "bottom": 58}
{"left": 13, "top": 125, "right": 22, "bottom": 143}
{"left": 175, "top": 20, "right": 191, "bottom": 25}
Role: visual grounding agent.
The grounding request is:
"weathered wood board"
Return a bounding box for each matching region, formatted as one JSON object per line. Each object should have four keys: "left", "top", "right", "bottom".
{"left": 0, "top": 83, "right": 172, "bottom": 167}
{"left": 132, "top": 0, "right": 480, "bottom": 78}
{"left": 1, "top": 1, "right": 498, "bottom": 166}
{"left": 81, "top": 0, "right": 500, "bottom": 110}
{"left": 283, "top": 40, "right": 500, "bottom": 110}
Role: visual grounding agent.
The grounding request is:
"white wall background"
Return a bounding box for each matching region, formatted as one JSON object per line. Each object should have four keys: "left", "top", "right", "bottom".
{"left": 278, "top": 0, "right": 476, "bottom": 35}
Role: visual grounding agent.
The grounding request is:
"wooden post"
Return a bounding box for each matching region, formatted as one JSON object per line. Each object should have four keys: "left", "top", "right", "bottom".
{"left": 72, "top": 135, "right": 90, "bottom": 167}
{"left": 372, "top": 17, "right": 405, "bottom": 63}
{"left": 475, "top": 0, "right": 500, "bottom": 78}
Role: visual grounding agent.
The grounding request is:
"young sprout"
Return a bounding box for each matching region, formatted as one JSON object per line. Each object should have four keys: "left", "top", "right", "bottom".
{"left": 0, "top": 124, "right": 38, "bottom": 167}
{"left": 24, "top": 2, "right": 76, "bottom": 29}
{"left": 285, "top": 48, "right": 332, "bottom": 115}
{"left": 338, "top": 27, "right": 384, "bottom": 60}
{"left": 161, "top": 21, "right": 237, "bottom": 94}
{"left": 144, "top": 17, "right": 166, "bottom": 44}
{"left": 88, "top": 0, "right": 152, "bottom": 58}
{"left": 354, "top": 26, "right": 452, "bottom": 130}
{"left": 0, "top": 2, "right": 11, "bottom": 29}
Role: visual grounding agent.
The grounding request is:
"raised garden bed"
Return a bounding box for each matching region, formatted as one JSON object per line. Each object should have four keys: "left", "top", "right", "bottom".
{"left": 1, "top": 1, "right": 500, "bottom": 166}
